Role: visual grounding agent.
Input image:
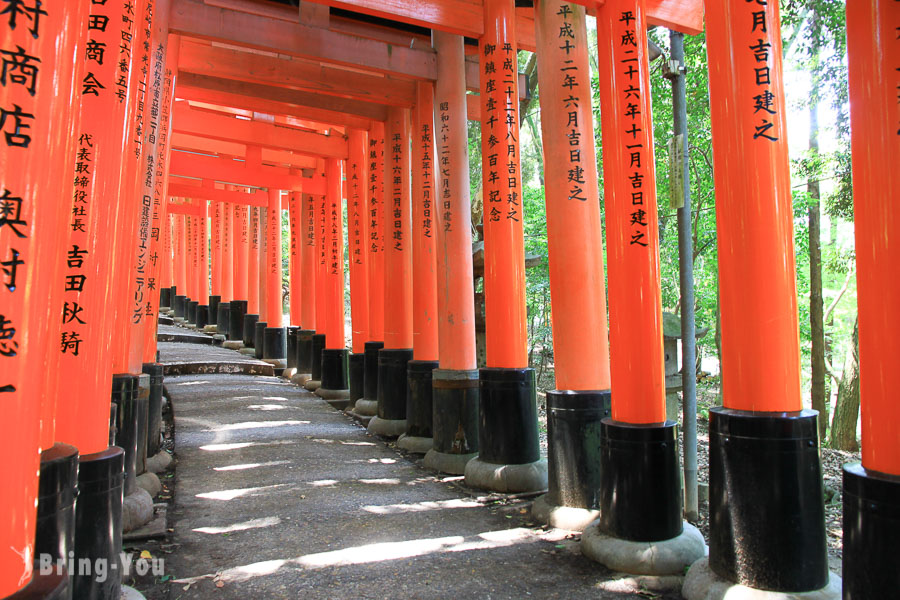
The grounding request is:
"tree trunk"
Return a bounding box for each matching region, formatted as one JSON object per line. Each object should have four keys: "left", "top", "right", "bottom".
{"left": 807, "top": 13, "right": 828, "bottom": 441}
{"left": 829, "top": 319, "right": 860, "bottom": 451}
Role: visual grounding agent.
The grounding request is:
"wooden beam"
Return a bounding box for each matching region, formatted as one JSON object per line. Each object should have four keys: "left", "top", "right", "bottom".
{"left": 167, "top": 201, "right": 205, "bottom": 217}
{"left": 464, "top": 56, "right": 529, "bottom": 98}
{"left": 177, "top": 72, "right": 389, "bottom": 122}
{"left": 177, "top": 40, "right": 417, "bottom": 107}
{"left": 645, "top": 0, "right": 704, "bottom": 36}
{"left": 170, "top": 0, "right": 436, "bottom": 80}
{"left": 171, "top": 103, "right": 350, "bottom": 159}
{"left": 169, "top": 180, "right": 268, "bottom": 206}
{"left": 169, "top": 132, "right": 323, "bottom": 170}
{"left": 169, "top": 151, "right": 327, "bottom": 195}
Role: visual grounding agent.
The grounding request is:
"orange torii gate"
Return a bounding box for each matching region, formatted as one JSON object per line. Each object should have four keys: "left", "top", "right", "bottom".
{"left": 3, "top": 1, "right": 895, "bottom": 599}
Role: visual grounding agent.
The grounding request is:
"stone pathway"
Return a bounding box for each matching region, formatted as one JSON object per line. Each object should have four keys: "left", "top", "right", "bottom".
{"left": 152, "top": 338, "right": 680, "bottom": 599}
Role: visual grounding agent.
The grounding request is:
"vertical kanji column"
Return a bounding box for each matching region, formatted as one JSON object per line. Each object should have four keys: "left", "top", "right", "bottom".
{"left": 243, "top": 205, "right": 260, "bottom": 349}
{"left": 285, "top": 188, "right": 302, "bottom": 377}
{"left": 682, "top": 0, "right": 835, "bottom": 596}
{"left": 368, "top": 107, "right": 414, "bottom": 437}
{"left": 585, "top": 0, "right": 704, "bottom": 579}
{"left": 423, "top": 31, "right": 480, "bottom": 475}
{"left": 193, "top": 198, "right": 209, "bottom": 329}
{"left": 317, "top": 158, "right": 350, "bottom": 402}
{"left": 346, "top": 130, "right": 369, "bottom": 406}
{"left": 262, "top": 189, "right": 286, "bottom": 367}
{"left": 841, "top": 2, "right": 900, "bottom": 598}
{"left": 172, "top": 211, "right": 186, "bottom": 318}
{"left": 465, "top": 0, "right": 545, "bottom": 493}
{"left": 352, "top": 123, "right": 385, "bottom": 416}
{"left": 207, "top": 194, "right": 222, "bottom": 331}
{"left": 530, "top": 0, "right": 613, "bottom": 532}
{"left": 399, "top": 82, "right": 440, "bottom": 454}
{"left": 160, "top": 212, "right": 173, "bottom": 311}
{"left": 216, "top": 192, "right": 234, "bottom": 339}
{"left": 0, "top": 0, "right": 88, "bottom": 596}
{"left": 294, "top": 191, "right": 317, "bottom": 383}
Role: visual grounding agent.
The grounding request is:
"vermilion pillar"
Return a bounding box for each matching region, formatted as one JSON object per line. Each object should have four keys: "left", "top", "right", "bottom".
{"left": 262, "top": 189, "right": 287, "bottom": 366}
{"left": 842, "top": 2, "right": 900, "bottom": 598}
{"left": 305, "top": 175, "right": 328, "bottom": 391}
{"left": 0, "top": 1, "right": 87, "bottom": 595}
{"left": 161, "top": 211, "right": 173, "bottom": 308}
{"left": 317, "top": 159, "right": 351, "bottom": 400}
{"left": 532, "top": 0, "right": 613, "bottom": 530}
{"left": 683, "top": 0, "right": 831, "bottom": 594}
{"left": 289, "top": 191, "right": 302, "bottom": 326}
{"left": 424, "top": 31, "right": 480, "bottom": 475}
{"left": 399, "top": 82, "right": 440, "bottom": 453}
{"left": 174, "top": 213, "right": 187, "bottom": 316}
{"left": 222, "top": 197, "right": 234, "bottom": 302}
{"left": 210, "top": 194, "right": 222, "bottom": 298}
{"left": 368, "top": 107, "right": 414, "bottom": 437}
{"left": 346, "top": 130, "right": 370, "bottom": 406}
{"left": 255, "top": 205, "right": 268, "bottom": 359}
{"left": 248, "top": 206, "right": 260, "bottom": 315}
{"left": 586, "top": 0, "right": 697, "bottom": 566}
{"left": 197, "top": 201, "right": 209, "bottom": 304}
{"left": 353, "top": 122, "right": 386, "bottom": 414}
{"left": 294, "top": 192, "right": 317, "bottom": 383}
{"left": 465, "top": 0, "right": 544, "bottom": 494}
{"left": 234, "top": 203, "right": 249, "bottom": 301}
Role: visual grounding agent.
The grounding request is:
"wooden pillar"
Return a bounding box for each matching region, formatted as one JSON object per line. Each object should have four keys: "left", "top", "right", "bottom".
{"left": 258, "top": 206, "right": 268, "bottom": 324}
{"left": 323, "top": 159, "right": 345, "bottom": 349}
{"left": 221, "top": 194, "right": 234, "bottom": 302}
{"left": 480, "top": 0, "right": 528, "bottom": 369}
{"left": 174, "top": 213, "right": 186, "bottom": 302}
{"left": 348, "top": 131, "right": 369, "bottom": 352}
{"left": 367, "top": 123, "right": 386, "bottom": 343}
{"left": 842, "top": 3, "right": 900, "bottom": 598}
{"left": 688, "top": 0, "right": 830, "bottom": 592}
{"left": 289, "top": 190, "right": 303, "bottom": 326}
{"left": 266, "top": 189, "right": 282, "bottom": 326}
{"left": 300, "top": 193, "right": 317, "bottom": 330}
{"left": 233, "top": 202, "right": 249, "bottom": 301}
{"left": 248, "top": 206, "right": 260, "bottom": 315}
{"left": 211, "top": 196, "right": 222, "bottom": 298}
{"left": 0, "top": 1, "right": 88, "bottom": 593}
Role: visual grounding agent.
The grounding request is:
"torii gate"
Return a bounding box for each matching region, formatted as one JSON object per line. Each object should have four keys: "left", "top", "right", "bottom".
{"left": 1, "top": 1, "right": 896, "bottom": 600}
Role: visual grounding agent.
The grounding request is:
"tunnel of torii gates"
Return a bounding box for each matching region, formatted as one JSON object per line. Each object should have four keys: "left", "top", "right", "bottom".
{"left": 0, "top": 0, "right": 896, "bottom": 598}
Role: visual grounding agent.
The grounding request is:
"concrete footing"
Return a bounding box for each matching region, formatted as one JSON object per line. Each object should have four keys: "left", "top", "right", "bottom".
{"left": 682, "top": 558, "right": 842, "bottom": 600}
{"left": 464, "top": 457, "right": 548, "bottom": 494}
{"left": 122, "top": 487, "right": 154, "bottom": 533}
{"left": 424, "top": 449, "right": 476, "bottom": 475}
{"left": 121, "top": 584, "right": 148, "bottom": 600}
{"left": 397, "top": 434, "right": 433, "bottom": 454}
{"left": 136, "top": 471, "right": 162, "bottom": 498}
{"left": 531, "top": 494, "right": 600, "bottom": 532}
{"left": 353, "top": 398, "right": 377, "bottom": 416}
{"left": 303, "top": 379, "right": 321, "bottom": 391}
{"left": 316, "top": 387, "right": 351, "bottom": 411}
{"left": 262, "top": 358, "right": 287, "bottom": 371}
{"left": 239, "top": 347, "right": 256, "bottom": 356}
{"left": 282, "top": 367, "right": 297, "bottom": 379}
{"left": 367, "top": 416, "right": 406, "bottom": 438}
{"left": 581, "top": 519, "right": 706, "bottom": 577}
{"left": 203, "top": 325, "right": 218, "bottom": 333}
{"left": 291, "top": 372, "right": 311, "bottom": 385}
{"left": 212, "top": 334, "right": 226, "bottom": 344}
{"left": 145, "top": 451, "right": 172, "bottom": 473}
{"left": 222, "top": 340, "right": 243, "bottom": 350}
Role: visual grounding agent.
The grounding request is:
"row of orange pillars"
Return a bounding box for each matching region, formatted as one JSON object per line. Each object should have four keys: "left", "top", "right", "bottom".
{"left": 1, "top": 0, "right": 897, "bottom": 599}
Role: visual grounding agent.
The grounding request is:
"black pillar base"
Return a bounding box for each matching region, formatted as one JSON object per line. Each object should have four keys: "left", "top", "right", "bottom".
{"left": 254, "top": 322, "right": 267, "bottom": 359}
{"left": 243, "top": 314, "right": 259, "bottom": 347}
{"left": 142, "top": 363, "right": 164, "bottom": 457}
{"left": 547, "top": 390, "right": 611, "bottom": 510}
{"left": 406, "top": 360, "right": 438, "bottom": 439}
{"left": 297, "top": 330, "right": 315, "bottom": 374}
{"left": 309, "top": 334, "right": 326, "bottom": 383}
{"left": 377, "top": 348, "right": 413, "bottom": 421}
{"left": 4, "top": 567, "right": 68, "bottom": 600}
{"left": 363, "top": 341, "right": 384, "bottom": 401}
{"left": 349, "top": 352, "right": 365, "bottom": 405}
{"left": 263, "top": 327, "right": 286, "bottom": 361}
{"left": 477, "top": 367, "right": 540, "bottom": 465}
{"left": 598, "top": 419, "right": 682, "bottom": 542}
{"left": 35, "top": 442, "right": 79, "bottom": 584}
{"left": 173, "top": 295, "right": 186, "bottom": 318}
{"left": 708, "top": 407, "right": 827, "bottom": 592}
{"left": 228, "top": 300, "right": 248, "bottom": 342}
{"left": 843, "top": 463, "right": 900, "bottom": 599}
{"left": 195, "top": 305, "right": 209, "bottom": 330}
{"left": 216, "top": 302, "right": 231, "bottom": 334}
{"left": 159, "top": 287, "right": 171, "bottom": 310}
{"left": 286, "top": 326, "right": 299, "bottom": 370}
{"left": 320, "top": 348, "right": 349, "bottom": 391}
{"left": 111, "top": 374, "right": 139, "bottom": 496}
{"left": 424, "top": 369, "right": 479, "bottom": 474}
{"left": 134, "top": 375, "right": 150, "bottom": 475}
{"left": 208, "top": 295, "right": 221, "bottom": 326}
{"left": 72, "top": 446, "right": 124, "bottom": 600}
{"left": 186, "top": 300, "right": 198, "bottom": 325}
